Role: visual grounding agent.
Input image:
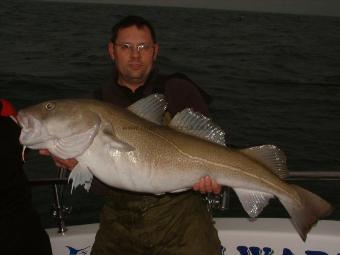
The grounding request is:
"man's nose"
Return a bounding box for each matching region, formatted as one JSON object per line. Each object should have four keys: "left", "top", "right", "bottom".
{"left": 130, "top": 46, "right": 141, "bottom": 56}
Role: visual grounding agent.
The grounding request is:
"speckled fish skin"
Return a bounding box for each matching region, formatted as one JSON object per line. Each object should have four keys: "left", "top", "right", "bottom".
{"left": 17, "top": 98, "right": 332, "bottom": 241}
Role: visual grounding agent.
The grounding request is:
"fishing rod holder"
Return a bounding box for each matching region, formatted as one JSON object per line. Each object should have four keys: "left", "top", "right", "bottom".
{"left": 50, "top": 167, "right": 71, "bottom": 234}
{"left": 205, "top": 187, "right": 231, "bottom": 211}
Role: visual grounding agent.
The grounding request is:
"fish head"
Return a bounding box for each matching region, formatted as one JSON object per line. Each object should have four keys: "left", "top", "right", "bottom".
{"left": 17, "top": 99, "right": 101, "bottom": 158}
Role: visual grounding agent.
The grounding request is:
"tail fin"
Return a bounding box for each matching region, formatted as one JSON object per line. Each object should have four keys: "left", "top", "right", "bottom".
{"left": 280, "top": 184, "right": 333, "bottom": 241}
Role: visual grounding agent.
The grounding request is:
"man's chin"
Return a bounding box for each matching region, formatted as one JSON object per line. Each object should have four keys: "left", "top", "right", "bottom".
{"left": 126, "top": 73, "right": 147, "bottom": 83}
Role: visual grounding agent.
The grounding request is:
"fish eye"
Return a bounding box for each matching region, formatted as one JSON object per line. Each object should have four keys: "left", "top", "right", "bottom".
{"left": 45, "top": 102, "right": 56, "bottom": 111}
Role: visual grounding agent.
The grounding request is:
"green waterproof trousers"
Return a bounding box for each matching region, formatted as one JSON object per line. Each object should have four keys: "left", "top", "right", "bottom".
{"left": 90, "top": 190, "right": 222, "bottom": 255}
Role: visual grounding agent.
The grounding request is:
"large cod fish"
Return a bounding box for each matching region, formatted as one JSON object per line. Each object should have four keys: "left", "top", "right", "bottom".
{"left": 17, "top": 94, "right": 332, "bottom": 241}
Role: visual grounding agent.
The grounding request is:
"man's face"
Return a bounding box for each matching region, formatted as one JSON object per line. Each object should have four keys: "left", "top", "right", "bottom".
{"left": 109, "top": 25, "right": 159, "bottom": 88}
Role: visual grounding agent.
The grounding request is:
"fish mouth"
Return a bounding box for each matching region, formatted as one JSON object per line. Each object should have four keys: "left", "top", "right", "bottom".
{"left": 17, "top": 112, "right": 50, "bottom": 147}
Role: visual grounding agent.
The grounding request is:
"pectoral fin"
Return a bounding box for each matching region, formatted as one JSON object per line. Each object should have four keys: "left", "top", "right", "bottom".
{"left": 101, "top": 125, "right": 135, "bottom": 152}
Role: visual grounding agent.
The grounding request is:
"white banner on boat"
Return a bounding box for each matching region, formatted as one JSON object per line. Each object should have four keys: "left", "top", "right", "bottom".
{"left": 47, "top": 218, "right": 340, "bottom": 255}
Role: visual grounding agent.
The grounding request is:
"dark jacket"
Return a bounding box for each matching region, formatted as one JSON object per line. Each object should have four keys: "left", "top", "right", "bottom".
{"left": 0, "top": 115, "right": 52, "bottom": 255}
{"left": 0, "top": 116, "right": 31, "bottom": 217}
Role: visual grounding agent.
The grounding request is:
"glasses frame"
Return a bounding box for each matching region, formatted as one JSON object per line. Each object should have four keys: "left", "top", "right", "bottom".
{"left": 114, "top": 42, "right": 155, "bottom": 53}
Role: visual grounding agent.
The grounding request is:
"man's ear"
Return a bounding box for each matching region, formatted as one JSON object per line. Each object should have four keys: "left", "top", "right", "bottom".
{"left": 108, "top": 41, "right": 115, "bottom": 60}
{"left": 153, "top": 43, "right": 159, "bottom": 61}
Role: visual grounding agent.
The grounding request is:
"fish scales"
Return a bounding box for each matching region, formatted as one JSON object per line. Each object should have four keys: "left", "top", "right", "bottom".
{"left": 17, "top": 95, "right": 333, "bottom": 241}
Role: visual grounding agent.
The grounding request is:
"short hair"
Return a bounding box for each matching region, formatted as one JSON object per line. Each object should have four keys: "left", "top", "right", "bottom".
{"left": 111, "top": 15, "right": 157, "bottom": 43}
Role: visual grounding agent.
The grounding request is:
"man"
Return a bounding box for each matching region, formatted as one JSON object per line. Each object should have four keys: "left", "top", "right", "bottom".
{"left": 1, "top": 99, "right": 52, "bottom": 255}
{"left": 42, "top": 16, "right": 222, "bottom": 254}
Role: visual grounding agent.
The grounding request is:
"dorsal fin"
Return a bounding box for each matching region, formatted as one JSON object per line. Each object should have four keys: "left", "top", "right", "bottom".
{"left": 240, "top": 145, "right": 289, "bottom": 179}
{"left": 127, "top": 94, "right": 167, "bottom": 125}
{"left": 169, "top": 108, "right": 226, "bottom": 146}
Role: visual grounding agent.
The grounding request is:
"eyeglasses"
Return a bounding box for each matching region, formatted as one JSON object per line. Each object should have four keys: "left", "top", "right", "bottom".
{"left": 114, "top": 43, "right": 154, "bottom": 53}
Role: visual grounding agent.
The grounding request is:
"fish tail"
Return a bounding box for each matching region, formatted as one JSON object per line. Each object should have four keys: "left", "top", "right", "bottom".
{"left": 281, "top": 184, "right": 333, "bottom": 241}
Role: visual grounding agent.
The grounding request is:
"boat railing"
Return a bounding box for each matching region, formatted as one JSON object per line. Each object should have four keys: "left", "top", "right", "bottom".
{"left": 29, "top": 168, "right": 340, "bottom": 234}
{"left": 207, "top": 170, "right": 340, "bottom": 211}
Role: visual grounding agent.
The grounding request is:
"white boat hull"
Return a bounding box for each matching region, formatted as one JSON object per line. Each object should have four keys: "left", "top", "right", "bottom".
{"left": 215, "top": 218, "right": 340, "bottom": 255}
{"left": 47, "top": 218, "right": 340, "bottom": 255}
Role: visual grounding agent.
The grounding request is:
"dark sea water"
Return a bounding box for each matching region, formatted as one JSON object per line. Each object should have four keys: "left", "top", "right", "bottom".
{"left": 1, "top": 0, "right": 340, "bottom": 227}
